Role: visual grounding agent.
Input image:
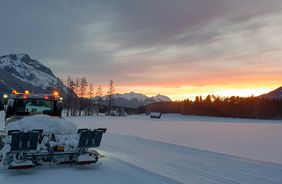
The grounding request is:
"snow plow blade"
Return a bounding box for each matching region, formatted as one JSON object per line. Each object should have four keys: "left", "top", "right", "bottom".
{"left": 77, "top": 128, "right": 107, "bottom": 148}
{"left": 9, "top": 130, "right": 41, "bottom": 151}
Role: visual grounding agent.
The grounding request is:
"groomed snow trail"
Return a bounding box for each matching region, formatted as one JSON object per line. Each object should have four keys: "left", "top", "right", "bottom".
{"left": 67, "top": 114, "right": 282, "bottom": 184}
{"left": 1, "top": 112, "right": 282, "bottom": 184}
{"left": 67, "top": 114, "right": 282, "bottom": 164}
{"left": 0, "top": 156, "right": 179, "bottom": 184}
{"left": 99, "top": 133, "right": 282, "bottom": 184}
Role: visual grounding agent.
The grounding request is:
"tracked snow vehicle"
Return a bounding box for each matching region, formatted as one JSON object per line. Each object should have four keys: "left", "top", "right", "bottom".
{"left": 0, "top": 90, "right": 106, "bottom": 170}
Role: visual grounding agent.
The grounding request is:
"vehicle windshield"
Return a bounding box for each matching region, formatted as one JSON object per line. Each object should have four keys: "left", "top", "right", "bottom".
{"left": 13, "top": 99, "right": 56, "bottom": 115}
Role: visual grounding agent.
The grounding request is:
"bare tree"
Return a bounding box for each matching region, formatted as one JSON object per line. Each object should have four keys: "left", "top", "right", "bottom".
{"left": 79, "top": 77, "right": 88, "bottom": 116}
{"left": 74, "top": 78, "right": 80, "bottom": 95}
{"left": 107, "top": 79, "right": 114, "bottom": 115}
{"left": 73, "top": 77, "right": 80, "bottom": 116}
{"left": 95, "top": 86, "right": 103, "bottom": 115}
{"left": 80, "top": 77, "right": 88, "bottom": 97}
{"left": 65, "top": 76, "right": 75, "bottom": 116}
{"left": 87, "top": 83, "right": 94, "bottom": 115}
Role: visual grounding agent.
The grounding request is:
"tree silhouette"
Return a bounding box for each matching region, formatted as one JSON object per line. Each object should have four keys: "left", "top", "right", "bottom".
{"left": 107, "top": 79, "right": 114, "bottom": 115}
{"left": 140, "top": 96, "right": 282, "bottom": 120}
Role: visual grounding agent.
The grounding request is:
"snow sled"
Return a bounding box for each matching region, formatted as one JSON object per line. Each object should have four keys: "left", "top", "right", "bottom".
{"left": 0, "top": 90, "right": 107, "bottom": 170}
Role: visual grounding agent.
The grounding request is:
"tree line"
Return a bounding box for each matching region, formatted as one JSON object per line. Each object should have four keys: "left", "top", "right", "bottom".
{"left": 62, "top": 76, "right": 115, "bottom": 116}
{"left": 138, "top": 95, "right": 282, "bottom": 119}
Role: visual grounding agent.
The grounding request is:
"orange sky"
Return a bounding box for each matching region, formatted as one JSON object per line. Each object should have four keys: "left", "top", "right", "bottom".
{"left": 96, "top": 78, "right": 280, "bottom": 101}
{"left": 81, "top": 50, "right": 282, "bottom": 101}
{"left": 96, "top": 55, "right": 281, "bottom": 101}
{"left": 8, "top": 0, "right": 280, "bottom": 100}
{"left": 116, "top": 85, "right": 279, "bottom": 101}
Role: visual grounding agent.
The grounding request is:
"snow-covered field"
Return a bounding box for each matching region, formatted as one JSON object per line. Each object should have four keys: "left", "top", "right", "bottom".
{"left": 1, "top": 112, "right": 282, "bottom": 184}
{"left": 68, "top": 114, "right": 282, "bottom": 164}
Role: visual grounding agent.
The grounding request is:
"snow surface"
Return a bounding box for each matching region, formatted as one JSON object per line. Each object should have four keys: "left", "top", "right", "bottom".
{"left": 0, "top": 111, "right": 282, "bottom": 184}
{"left": 6, "top": 115, "right": 77, "bottom": 135}
{"left": 100, "top": 134, "right": 282, "bottom": 184}
{"left": 0, "top": 157, "right": 178, "bottom": 184}
{"left": 67, "top": 114, "right": 282, "bottom": 164}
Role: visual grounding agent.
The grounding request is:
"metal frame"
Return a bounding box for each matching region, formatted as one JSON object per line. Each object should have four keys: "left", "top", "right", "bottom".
{"left": 5, "top": 128, "right": 107, "bottom": 169}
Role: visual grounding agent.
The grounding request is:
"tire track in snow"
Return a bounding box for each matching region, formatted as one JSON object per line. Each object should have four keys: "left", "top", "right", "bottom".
{"left": 101, "top": 133, "right": 282, "bottom": 184}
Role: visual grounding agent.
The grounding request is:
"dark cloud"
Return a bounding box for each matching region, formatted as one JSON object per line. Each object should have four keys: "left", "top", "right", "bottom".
{"left": 0, "top": 0, "right": 282, "bottom": 86}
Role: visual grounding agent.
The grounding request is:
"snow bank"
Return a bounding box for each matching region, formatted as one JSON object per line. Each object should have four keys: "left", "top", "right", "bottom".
{"left": 6, "top": 115, "right": 77, "bottom": 135}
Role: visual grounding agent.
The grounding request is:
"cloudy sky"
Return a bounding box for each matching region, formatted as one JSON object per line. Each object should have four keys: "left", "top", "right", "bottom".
{"left": 1, "top": 0, "right": 282, "bottom": 100}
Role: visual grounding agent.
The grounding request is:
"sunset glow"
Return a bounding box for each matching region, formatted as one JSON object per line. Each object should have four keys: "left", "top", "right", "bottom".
{"left": 1, "top": 1, "right": 282, "bottom": 182}
{"left": 113, "top": 84, "right": 279, "bottom": 101}
{"left": 1, "top": 1, "right": 282, "bottom": 100}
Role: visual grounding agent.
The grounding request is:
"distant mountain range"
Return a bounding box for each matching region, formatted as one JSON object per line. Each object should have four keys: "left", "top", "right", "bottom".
{"left": 93, "top": 92, "right": 171, "bottom": 108}
{"left": 0, "top": 53, "right": 171, "bottom": 108}
{"left": 261, "top": 87, "right": 282, "bottom": 99}
{"left": 114, "top": 92, "right": 171, "bottom": 102}
{"left": 0, "top": 53, "right": 65, "bottom": 95}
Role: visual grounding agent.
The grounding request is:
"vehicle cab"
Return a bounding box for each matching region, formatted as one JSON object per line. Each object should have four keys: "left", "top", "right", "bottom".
{"left": 5, "top": 90, "right": 63, "bottom": 126}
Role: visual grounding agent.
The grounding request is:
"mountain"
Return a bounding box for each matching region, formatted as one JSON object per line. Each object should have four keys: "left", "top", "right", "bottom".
{"left": 261, "top": 87, "right": 282, "bottom": 99}
{"left": 0, "top": 54, "right": 63, "bottom": 95}
{"left": 114, "top": 92, "right": 171, "bottom": 102}
{"left": 0, "top": 53, "right": 170, "bottom": 108}
{"left": 94, "top": 92, "right": 171, "bottom": 108}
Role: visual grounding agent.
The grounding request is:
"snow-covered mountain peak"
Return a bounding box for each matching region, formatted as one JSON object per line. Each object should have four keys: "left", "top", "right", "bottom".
{"left": 96, "top": 92, "right": 171, "bottom": 108}
{"left": 114, "top": 92, "right": 148, "bottom": 101}
{"left": 113, "top": 92, "right": 171, "bottom": 102}
{"left": 152, "top": 94, "right": 171, "bottom": 102}
{"left": 0, "top": 54, "right": 58, "bottom": 89}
